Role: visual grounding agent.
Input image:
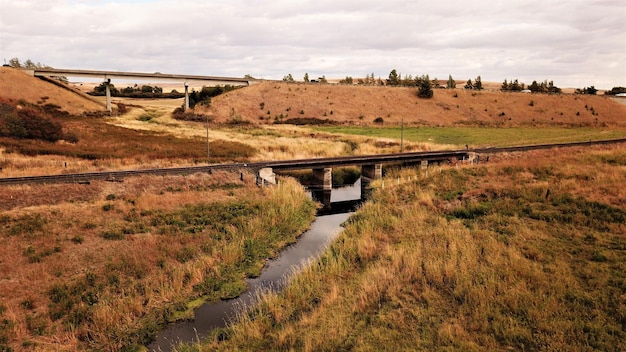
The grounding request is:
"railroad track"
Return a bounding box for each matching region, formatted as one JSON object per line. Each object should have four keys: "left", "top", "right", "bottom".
{"left": 473, "top": 138, "right": 626, "bottom": 154}
{"left": 1, "top": 138, "right": 625, "bottom": 186}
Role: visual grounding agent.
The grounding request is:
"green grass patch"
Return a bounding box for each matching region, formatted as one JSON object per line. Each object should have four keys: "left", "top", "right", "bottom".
{"left": 313, "top": 126, "right": 626, "bottom": 147}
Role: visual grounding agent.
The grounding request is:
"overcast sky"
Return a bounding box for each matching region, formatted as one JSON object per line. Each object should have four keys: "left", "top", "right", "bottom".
{"left": 1, "top": 0, "right": 625, "bottom": 89}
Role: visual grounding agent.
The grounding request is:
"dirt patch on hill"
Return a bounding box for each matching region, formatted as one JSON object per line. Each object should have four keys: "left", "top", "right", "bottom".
{"left": 0, "top": 67, "right": 104, "bottom": 115}
{"left": 198, "top": 81, "right": 626, "bottom": 127}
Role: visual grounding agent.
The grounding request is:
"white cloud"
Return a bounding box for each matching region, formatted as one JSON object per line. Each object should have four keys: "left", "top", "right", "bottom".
{"left": 0, "top": 0, "right": 624, "bottom": 88}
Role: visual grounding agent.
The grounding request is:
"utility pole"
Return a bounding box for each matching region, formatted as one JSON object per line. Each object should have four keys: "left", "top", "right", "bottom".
{"left": 400, "top": 117, "right": 404, "bottom": 152}
{"left": 206, "top": 115, "right": 210, "bottom": 163}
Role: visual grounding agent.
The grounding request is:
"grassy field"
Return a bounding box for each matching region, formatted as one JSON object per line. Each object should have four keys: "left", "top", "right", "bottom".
{"left": 2, "top": 67, "right": 626, "bottom": 351}
{"left": 313, "top": 126, "right": 626, "bottom": 148}
{"left": 190, "top": 143, "right": 626, "bottom": 351}
{"left": 0, "top": 175, "right": 317, "bottom": 351}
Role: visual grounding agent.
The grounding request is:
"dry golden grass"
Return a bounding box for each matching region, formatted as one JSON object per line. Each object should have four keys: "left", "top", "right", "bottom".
{"left": 0, "top": 173, "right": 317, "bottom": 351}
{"left": 3, "top": 69, "right": 622, "bottom": 178}
{"left": 4, "top": 66, "right": 625, "bottom": 351}
{"left": 203, "top": 143, "right": 626, "bottom": 352}
{"left": 105, "top": 109, "right": 443, "bottom": 162}
{"left": 0, "top": 68, "right": 103, "bottom": 114}
{"left": 200, "top": 81, "right": 626, "bottom": 127}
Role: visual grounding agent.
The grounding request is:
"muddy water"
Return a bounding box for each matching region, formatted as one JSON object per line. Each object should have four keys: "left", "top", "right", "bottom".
{"left": 148, "top": 181, "right": 361, "bottom": 351}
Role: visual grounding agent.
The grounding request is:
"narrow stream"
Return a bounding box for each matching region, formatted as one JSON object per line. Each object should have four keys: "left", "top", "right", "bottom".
{"left": 148, "top": 180, "right": 362, "bottom": 351}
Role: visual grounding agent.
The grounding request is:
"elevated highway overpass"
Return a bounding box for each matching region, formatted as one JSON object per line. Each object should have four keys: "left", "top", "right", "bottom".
{"left": 25, "top": 68, "right": 256, "bottom": 112}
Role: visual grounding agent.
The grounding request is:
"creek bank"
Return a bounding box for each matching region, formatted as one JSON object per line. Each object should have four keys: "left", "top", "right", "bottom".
{"left": 148, "top": 181, "right": 362, "bottom": 351}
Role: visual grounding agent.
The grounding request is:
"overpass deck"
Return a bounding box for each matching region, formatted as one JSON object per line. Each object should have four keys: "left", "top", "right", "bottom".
{"left": 26, "top": 68, "right": 256, "bottom": 112}
{"left": 28, "top": 68, "right": 255, "bottom": 86}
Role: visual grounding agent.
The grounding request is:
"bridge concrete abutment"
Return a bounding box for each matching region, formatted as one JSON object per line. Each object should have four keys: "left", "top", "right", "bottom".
{"left": 312, "top": 168, "right": 333, "bottom": 210}
{"left": 256, "top": 167, "right": 276, "bottom": 186}
{"left": 313, "top": 168, "right": 333, "bottom": 190}
{"left": 361, "top": 163, "right": 382, "bottom": 202}
{"left": 361, "top": 164, "right": 382, "bottom": 180}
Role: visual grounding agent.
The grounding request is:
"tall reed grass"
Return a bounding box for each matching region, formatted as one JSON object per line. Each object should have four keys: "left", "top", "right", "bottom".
{"left": 199, "top": 145, "right": 626, "bottom": 351}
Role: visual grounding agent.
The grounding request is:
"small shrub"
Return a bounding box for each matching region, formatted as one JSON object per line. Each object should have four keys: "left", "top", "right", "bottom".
{"left": 176, "top": 247, "right": 195, "bottom": 263}
{"left": 374, "top": 117, "right": 384, "bottom": 124}
{"left": 138, "top": 113, "right": 154, "bottom": 121}
{"left": 282, "top": 117, "right": 336, "bottom": 125}
{"left": 21, "top": 299, "right": 35, "bottom": 310}
{"left": 9, "top": 214, "right": 46, "bottom": 236}
{"left": 25, "top": 315, "right": 47, "bottom": 336}
{"left": 102, "top": 231, "right": 124, "bottom": 240}
{"left": 452, "top": 201, "right": 493, "bottom": 219}
{"left": 71, "top": 235, "right": 84, "bottom": 244}
{"left": 171, "top": 107, "right": 212, "bottom": 122}
{"left": 102, "top": 203, "right": 114, "bottom": 212}
{"left": 81, "top": 222, "right": 97, "bottom": 230}
{"left": 63, "top": 131, "right": 79, "bottom": 143}
{"left": 116, "top": 102, "right": 128, "bottom": 114}
{"left": 590, "top": 251, "right": 608, "bottom": 262}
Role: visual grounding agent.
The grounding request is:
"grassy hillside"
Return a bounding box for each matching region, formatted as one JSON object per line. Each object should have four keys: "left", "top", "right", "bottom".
{"left": 0, "top": 68, "right": 103, "bottom": 114}
{"left": 198, "top": 144, "right": 626, "bottom": 351}
{"left": 201, "top": 81, "right": 626, "bottom": 127}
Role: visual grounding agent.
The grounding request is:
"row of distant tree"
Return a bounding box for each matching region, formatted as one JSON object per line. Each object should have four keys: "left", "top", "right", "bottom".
{"left": 4, "top": 57, "right": 50, "bottom": 69}
{"left": 280, "top": 69, "right": 626, "bottom": 97}
{"left": 582, "top": 86, "right": 626, "bottom": 96}
{"left": 501, "top": 79, "right": 562, "bottom": 94}
{"left": 88, "top": 82, "right": 182, "bottom": 99}
{"left": 87, "top": 82, "right": 240, "bottom": 106}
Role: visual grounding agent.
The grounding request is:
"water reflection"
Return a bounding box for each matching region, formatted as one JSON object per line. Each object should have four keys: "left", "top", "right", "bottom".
{"left": 148, "top": 180, "right": 362, "bottom": 351}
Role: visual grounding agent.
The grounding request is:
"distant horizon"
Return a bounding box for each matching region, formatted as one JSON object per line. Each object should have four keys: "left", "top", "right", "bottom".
{"left": 58, "top": 72, "right": 621, "bottom": 92}
{"left": 6, "top": 65, "right": 617, "bottom": 91}
{"left": 2, "top": 0, "right": 624, "bottom": 90}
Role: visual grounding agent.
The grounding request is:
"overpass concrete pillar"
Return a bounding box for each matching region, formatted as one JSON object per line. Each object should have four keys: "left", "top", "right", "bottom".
{"left": 104, "top": 79, "right": 112, "bottom": 112}
{"left": 362, "top": 164, "right": 382, "bottom": 180}
{"left": 313, "top": 168, "right": 332, "bottom": 191}
{"left": 184, "top": 83, "right": 190, "bottom": 111}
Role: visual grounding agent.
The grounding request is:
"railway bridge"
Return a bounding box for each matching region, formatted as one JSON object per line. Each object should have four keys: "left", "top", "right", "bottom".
{"left": 2, "top": 139, "right": 625, "bottom": 207}
{"left": 256, "top": 149, "right": 473, "bottom": 207}
{"left": 0, "top": 149, "right": 472, "bottom": 189}
{"left": 259, "top": 149, "right": 472, "bottom": 185}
